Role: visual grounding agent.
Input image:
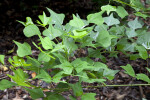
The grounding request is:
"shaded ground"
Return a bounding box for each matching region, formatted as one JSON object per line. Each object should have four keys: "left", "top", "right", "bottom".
{"left": 0, "top": 0, "right": 150, "bottom": 100}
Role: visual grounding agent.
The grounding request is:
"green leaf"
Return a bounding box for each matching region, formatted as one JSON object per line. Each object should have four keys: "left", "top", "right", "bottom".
{"left": 134, "top": 12, "right": 148, "bottom": 19}
{"left": 128, "top": 17, "right": 142, "bottom": 30}
{"left": 130, "top": 54, "right": 140, "bottom": 60}
{"left": 50, "top": 43, "right": 65, "bottom": 53}
{"left": 27, "top": 56, "right": 41, "bottom": 68}
{"left": 92, "top": 62, "right": 108, "bottom": 71}
{"left": 26, "top": 56, "right": 41, "bottom": 72}
{"left": 8, "top": 56, "right": 31, "bottom": 67}
{"left": 121, "top": 64, "right": 136, "bottom": 77}
{"left": 23, "top": 24, "right": 41, "bottom": 37}
{"left": 69, "top": 14, "right": 85, "bottom": 29}
{"left": 44, "top": 92, "right": 66, "bottom": 100}
{"left": 81, "top": 36, "right": 95, "bottom": 48}
{"left": 35, "top": 69, "right": 51, "bottom": 83}
{"left": 38, "top": 52, "right": 50, "bottom": 62}
{"left": 116, "top": 6, "right": 128, "bottom": 18}
{"left": 70, "top": 96, "right": 76, "bottom": 100}
{"left": 37, "top": 11, "right": 51, "bottom": 26}
{"left": 104, "top": 13, "right": 120, "bottom": 26}
{"left": 55, "top": 82, "right": 69, "bottom": 92}
{"left": 70, "top": 29, "right": 88, "bottom": 39}
{"left": 69, "top": 82, "right": 83, "bottom": 97}
{"left": 43, "top": 24, "right": 62, "bottom": 40}
{"left": 81, "top": 93, "right": 96, "bottom": 100}
{"left": 13, "top": 41, "right": 32, "bottom": 57}
{"left": 39, "top": 36, "right": 53, "bottom": 50}
{"left": 124, "top": 43, "right": 136, "bottom": 52}
{"left": 47, "top": 8, "right": 65, "bottom": 25}
{"left": 136, "top": 73, "right": 150, "bottom": 83}
{"left": 79, "top": 72, "right": 106, "bottom": 83}
{"left": 87, "top": 11, "right": 104, "bottom": 25}
{"left": 63, "top": 37, "right": 78, "bottom": 54}
{"left": 101, "top": 5, "right": 116, "bottom": 15}
{"left": 17, "top": 17, "right": 34, "bottom": 26}
{"left": 125, "top": 28, "right": 137, "bottom": 38}
{"left": 103, "top": 69, "right": 119, "bottom": 80}
{"left": 136, "top": 45, "right": 148, "bottom": 60}
{"left": 54, "top": 61, "right": 73, "bottom": 74}
{"left": 52, "top": 71, "right": 64, "bottom": 83}
{"left": 7, "top": 68, "right": 30, "bottom": 87}
{"left": 0, "top": 79, "right": 17, "bottom": 90}
{"left": 25, "top": 88, "right": 44, "bottom": 99}
{"left": 0, "top": 55, "right": 5, "bottom": 65}
{"left": 137, "top": 32, "right": 150, "bottom": 45}
{"left": 71, "top": 58, "right": 90, "bottom": 73}
{"left": 96, "top": 30, "right": 112, "bottom": 48}
{"left": 146, "top": 67, "right": 150, "bottom": 73}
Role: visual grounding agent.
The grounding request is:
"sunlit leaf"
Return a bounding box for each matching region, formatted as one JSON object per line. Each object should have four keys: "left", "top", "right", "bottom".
{"left": 14, "top": 41, "right": 32, "bottom": 57}
{"left": 121, "top": 64, "right": 136, "bottom": 77}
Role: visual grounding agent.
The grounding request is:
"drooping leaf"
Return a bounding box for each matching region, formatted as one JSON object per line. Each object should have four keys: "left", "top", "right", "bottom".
{"left": 81, "top": 93, "right": 96, "bottom": 100}
{"left": 24, "top": 88, "right": 44, "bottom": 99}
{"left": 121, "top": 64, "right": 136, "bottom": 77}
{"left": 87, "top": 11, "right": 104, "bottom": 25}
{"left": 136, "top": 73, "right": 150, "bottom": 83}
{"left": 104, "top": 13, "right": 120, "bottom": 26}
{"left": 69, "top": 82, "right": 83, "bottom": 97}
{"left": 136, "top": 45, "right": 148, "bottom": 60}
{"left": 47, "top": 8, "right": 65, "bottom": 26}
{"left": 0, "top": 55, "right": 5, "bottom": 65}
{"left": 23, "top": 24, "right": 41, "bottom": 37}
{"left": 69, "top": 14, "right": 85, "bottom": 29}
{"left": 0, "top": 79, "right": 17, "bottom": 90}
{"left": 101, "top": 5, "right": 116, "bottom": 15}
{"left": 116, "top": 6, "right": 128, "bottom": 18}
{"left": 128, "top": 17, "right": 142, "bottom": 30}
{"left": 35, "top": 69, "right": 51, "bottom": 83}
{"left": 14, "top": 41, "right": 32, "bottom": 57}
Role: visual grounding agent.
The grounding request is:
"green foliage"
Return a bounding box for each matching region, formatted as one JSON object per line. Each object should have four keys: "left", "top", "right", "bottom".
{"left": 1, "top": 3, "right": 150, "bottom": 99}
{"left": 14, "top": 41, "right": 32, "bottom": 57}
{"left": 121, "top": 64, "right": 136, "bottom": 77}
{"left": 24, "top": 88, "right": 44, "bottom": 99}
{"left": 81, "top": 93, "right": 96, "bottom": 100}
{"left": 0, "top": 80, "right": 17, "bottom": 90}
{"left": 0, "top": 55, "right": 5, "bottom": 65}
